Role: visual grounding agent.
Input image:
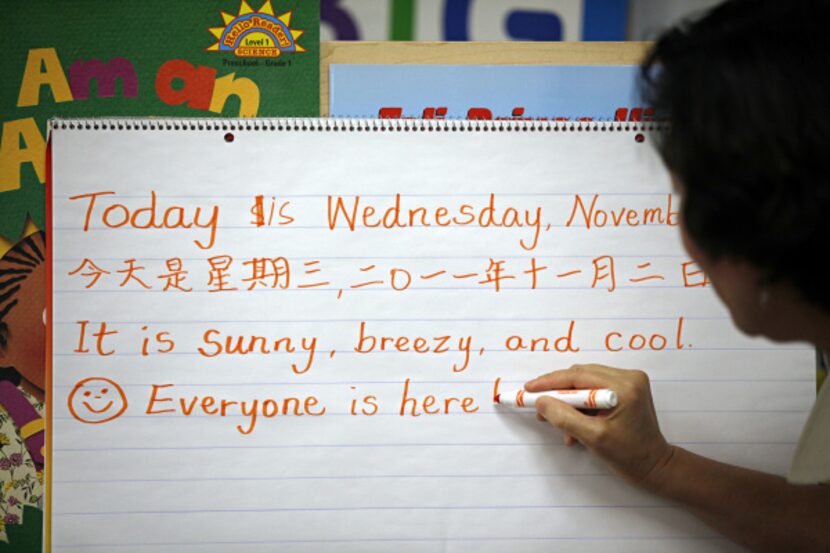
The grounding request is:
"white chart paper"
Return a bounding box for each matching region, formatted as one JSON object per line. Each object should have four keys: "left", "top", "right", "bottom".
{"left": 48, "top": 119, "right": 814, "bottom": 552}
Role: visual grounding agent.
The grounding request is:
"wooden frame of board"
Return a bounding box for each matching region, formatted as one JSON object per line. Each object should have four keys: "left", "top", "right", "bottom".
{"left": 319, "top": 41, "right": 652, "bottom": 116}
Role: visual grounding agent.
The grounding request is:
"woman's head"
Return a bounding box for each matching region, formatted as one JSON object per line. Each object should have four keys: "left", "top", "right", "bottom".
{"left": 641, "top": 0, "right": 830, "bottom": 333}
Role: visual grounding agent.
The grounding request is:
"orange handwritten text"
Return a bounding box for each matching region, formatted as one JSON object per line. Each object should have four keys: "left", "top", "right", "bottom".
{"left": 566, "top": 194, "right": 678, "bottom": 229}
{"left": 604, "top": 317, "right": 687, "bottom": 351}
{"left": 67, "top": 256, "right": 705, "bottom": 295}
{"left": 197, "top": 329, "right": 318, "bottom": 374}
{"left": 504, "top": 320, "right": 580, "bottom": 353}
{"left": 146, "top": 384, "right": 326, "bottom": 435}
{"left": 68, "top": 190, "right": 220, "bottom": 249}
{"left": 398, "top": 378, "right": 479, "bottom": 416}
{"left": 353, "top": 321, "right": 474, "bottom": 372}
{"left": 74, "top": 320, "right": 119, "bottom": 356}
{"left": 327, "top": 193, "right": 544, "bottom": 251}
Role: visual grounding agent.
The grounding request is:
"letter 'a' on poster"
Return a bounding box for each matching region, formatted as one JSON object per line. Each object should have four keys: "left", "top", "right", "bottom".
{"left": 47, "top": 118, "right": 814, "bottom": 553}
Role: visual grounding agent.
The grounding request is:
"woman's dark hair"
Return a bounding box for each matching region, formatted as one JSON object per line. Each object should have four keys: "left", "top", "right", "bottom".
{"left": 641, "top": 0, "right": 830, "bottom": 311}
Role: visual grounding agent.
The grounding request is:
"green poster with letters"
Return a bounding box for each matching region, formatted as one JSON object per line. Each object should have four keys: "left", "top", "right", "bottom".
{"left": 0, "top": 0, "right": 319, "bottom": 243}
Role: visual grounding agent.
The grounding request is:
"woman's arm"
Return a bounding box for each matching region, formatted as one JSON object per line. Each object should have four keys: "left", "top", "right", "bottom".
{"left": 526, "top": 364, "right": 830, "bottom": 553}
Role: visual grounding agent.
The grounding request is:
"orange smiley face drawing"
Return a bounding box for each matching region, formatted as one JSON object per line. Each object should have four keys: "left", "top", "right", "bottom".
{"left": 68, "top": 377, "right": 128, "bottom": 424}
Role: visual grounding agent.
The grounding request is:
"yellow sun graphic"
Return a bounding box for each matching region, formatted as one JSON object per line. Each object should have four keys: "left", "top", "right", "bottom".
{"left": 206, "top": 0, "right": 306, "bottom": 57}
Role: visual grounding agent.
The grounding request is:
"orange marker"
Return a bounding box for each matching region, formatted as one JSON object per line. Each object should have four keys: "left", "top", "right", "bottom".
{"left": 494, "top": 388, "right": 618, "bottom": 410}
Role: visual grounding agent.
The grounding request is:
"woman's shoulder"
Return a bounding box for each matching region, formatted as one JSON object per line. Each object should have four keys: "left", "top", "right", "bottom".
{"left": 788, "top": 352, "right": 830, "bottom": 484}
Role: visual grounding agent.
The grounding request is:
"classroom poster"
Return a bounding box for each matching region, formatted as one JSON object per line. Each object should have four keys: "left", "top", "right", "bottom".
{"left": 329, "top": 64, "right": 645, "bottom": 120}
{"left": 0, "top": 0, "right": 319, "bottom": 244}
{"left": 47, "top": 118, "right": 814, "bottom": 552}
{"left": 0, "top": 2, "right": 319, "bottom": 548}
{"left": 320, "top": 0, "right": 628, "bottom": 41}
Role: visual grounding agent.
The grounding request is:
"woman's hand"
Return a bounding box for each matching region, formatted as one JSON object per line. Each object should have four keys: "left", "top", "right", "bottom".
{"left": 526, "top": 364, "right": 675, "bottom": 490}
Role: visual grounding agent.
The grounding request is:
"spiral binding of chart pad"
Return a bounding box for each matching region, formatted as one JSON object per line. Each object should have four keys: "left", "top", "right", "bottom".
{"left": 50, "top": 118, "right": 664, "bottom": 133}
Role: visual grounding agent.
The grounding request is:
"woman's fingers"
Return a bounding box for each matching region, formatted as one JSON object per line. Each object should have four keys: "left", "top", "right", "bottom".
{"left": 536, "top": 396, "right": 603, "bottom": 446}
{"left": 529, "top": 364, "right": 672, "bottom": 486}
{"left": 525, "top": 364, "right": 616, "bottom": 392}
